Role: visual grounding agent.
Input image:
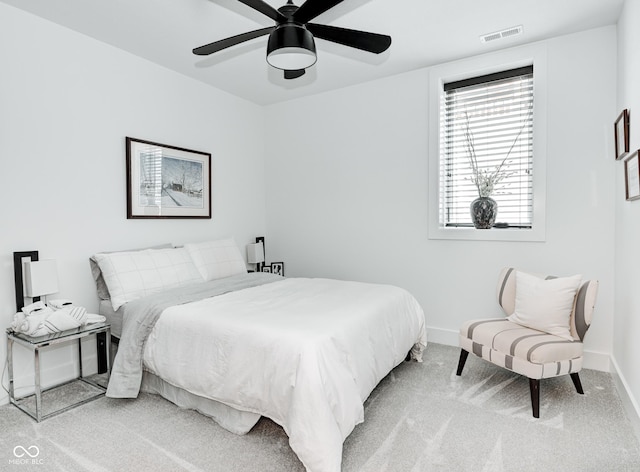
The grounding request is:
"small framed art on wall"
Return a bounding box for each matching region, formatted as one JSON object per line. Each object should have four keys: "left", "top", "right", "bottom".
{"left": 615, "top": 109, "right": 630, "bottom": 161}
{"left": 624, "top": 150, "right": 640, "bottom": 201}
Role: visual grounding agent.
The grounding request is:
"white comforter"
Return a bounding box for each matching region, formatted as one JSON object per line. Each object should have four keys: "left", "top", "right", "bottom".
{"left": 143, "top": 277, "right": 426, "bottom": 472}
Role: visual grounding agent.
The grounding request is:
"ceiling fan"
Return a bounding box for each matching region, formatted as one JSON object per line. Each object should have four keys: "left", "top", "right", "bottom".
{"left": 193, "top": 0, "right": 392, "bottom": 80}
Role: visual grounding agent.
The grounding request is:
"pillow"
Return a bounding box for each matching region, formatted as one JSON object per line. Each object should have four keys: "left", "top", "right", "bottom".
{"left": 93, "top": 247, "right": 203, "bottom": 311}
{"left": 507, "top": 271, "right": 582, "bottom": 340}
{"left": 89, "top": 243, "right": 173, "bottom": 300}
{"left": 184, "top": 238, "right": 247, "bottom": 281}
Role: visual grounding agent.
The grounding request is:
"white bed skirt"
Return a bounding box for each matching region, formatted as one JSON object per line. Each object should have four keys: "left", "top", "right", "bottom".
{"left": 141, "top": 371, "right": 261, "bottom": 435}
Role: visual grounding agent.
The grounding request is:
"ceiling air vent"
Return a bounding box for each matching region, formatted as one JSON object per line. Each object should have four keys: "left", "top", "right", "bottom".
{"left": 480, "top": 25, "right": 523, "bottom": 43}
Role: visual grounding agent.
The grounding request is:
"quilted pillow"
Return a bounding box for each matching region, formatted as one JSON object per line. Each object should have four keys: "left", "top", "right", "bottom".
{"left": 507, "top": 271, "right": 582, "bottom": 340}
{"left": 89, "top": 243, "right": 173, "bottom": 300}
{"left": 93, "top": 247, "right": 203, "bottom": 311}
{"left": 184, "top": 238, "right": 247, "bottom": 281}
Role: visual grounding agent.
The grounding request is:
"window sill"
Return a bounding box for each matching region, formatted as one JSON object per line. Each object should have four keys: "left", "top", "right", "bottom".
{"left": 428, "top": 226, "right": 545, "bottom": 242}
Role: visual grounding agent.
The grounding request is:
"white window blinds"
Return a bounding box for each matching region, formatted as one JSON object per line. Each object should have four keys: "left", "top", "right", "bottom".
{"left": 440, "top": 66, "right": 534, "bottom": 228}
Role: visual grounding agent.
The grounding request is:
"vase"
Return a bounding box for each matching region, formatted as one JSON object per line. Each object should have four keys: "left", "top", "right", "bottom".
{"left": 470, "top": 197, "right": 497, "bottom": 229}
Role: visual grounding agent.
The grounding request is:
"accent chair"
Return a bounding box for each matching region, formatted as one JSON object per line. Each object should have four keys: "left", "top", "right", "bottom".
{"left": 456, "top": 267, "right": 599, "bottom": 418}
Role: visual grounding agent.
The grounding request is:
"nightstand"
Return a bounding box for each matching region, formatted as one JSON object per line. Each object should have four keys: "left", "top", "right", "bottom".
{"left": 6, "top": 322, "right": 111, "bottom": 422}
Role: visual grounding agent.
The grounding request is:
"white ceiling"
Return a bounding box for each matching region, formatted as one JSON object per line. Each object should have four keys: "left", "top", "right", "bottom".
{"left": 1, "top": 0, "right": 624, "bottom": 105}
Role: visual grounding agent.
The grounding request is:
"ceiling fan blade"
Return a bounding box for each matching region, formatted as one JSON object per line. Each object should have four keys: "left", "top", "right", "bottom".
{"left": 306, "top": 23, "right": 391, "bottom": 53}
{"left": 293, "top": 0, "right": 346, "bottom": 23}
{"left": 193, "top": 27, "right": 274, "bottom": 55}
{"left": 237, "top": 0, "right": 287, "bottom": 22}
{"left": 284, "top": 69, "right": 306, "bottom": 79}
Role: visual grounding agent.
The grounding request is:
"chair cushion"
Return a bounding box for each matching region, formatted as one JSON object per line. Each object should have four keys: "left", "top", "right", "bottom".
{"left": 460, "top": 318, "right": 583, "bottom": 364}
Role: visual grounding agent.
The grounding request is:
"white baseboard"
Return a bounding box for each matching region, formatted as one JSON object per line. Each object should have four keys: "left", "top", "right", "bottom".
{"left": 610, "top": 355, "right": 640, "bottom": 444}
{"left": 426, "top": 325, "right": 458, "bottom": 347}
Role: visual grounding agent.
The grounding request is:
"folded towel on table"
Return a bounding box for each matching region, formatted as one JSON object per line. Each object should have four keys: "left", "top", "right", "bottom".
{"left": 86, "top": 314, "right": 107, "bottom": 324}
{"left": 11, "top": 305, "right": 107, "bottom": 336}
{"left": 32, "top": 306, "right": 87, "bottom": 336}
{"left": 22, "top": 301, "right": 48, "bottom": 316}
{"left": 48, "top": 299, "right": 74, "bottom": 310}
{"left": 10, "top": 303, "right": 55, "bottom": 335}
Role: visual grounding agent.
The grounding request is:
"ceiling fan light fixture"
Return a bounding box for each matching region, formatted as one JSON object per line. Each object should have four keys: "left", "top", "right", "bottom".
{"left": 266, "top": 24, "right": 317, "bottom": 70}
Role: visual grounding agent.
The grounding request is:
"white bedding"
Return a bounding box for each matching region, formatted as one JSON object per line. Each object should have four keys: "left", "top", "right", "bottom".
{"left": 142, "top": 277, "right": 426, "bottom": 472}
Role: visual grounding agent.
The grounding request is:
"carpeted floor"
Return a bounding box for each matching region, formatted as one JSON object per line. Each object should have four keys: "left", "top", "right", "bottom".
{"left": 1, "top": 343, "right": 639, "bottom": 471}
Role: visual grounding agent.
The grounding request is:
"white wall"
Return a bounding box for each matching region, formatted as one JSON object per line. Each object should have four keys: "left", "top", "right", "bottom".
{"left": 264, "top": 27, "right": 617, "bottom": 370}
{"left": 0, "top": 4, "right": 267, "bottom": 403}
{"left": 614, "top": 0, "right": 640, "bottom": 436}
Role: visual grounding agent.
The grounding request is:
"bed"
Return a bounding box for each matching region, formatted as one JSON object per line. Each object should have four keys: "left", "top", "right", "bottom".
{"left": 91, "top": 239, "right": 426, "bottom": 472}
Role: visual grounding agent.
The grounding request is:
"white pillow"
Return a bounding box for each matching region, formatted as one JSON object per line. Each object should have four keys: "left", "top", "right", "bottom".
{"left": 94, "top": 247, "right": 203, "bottom": 311}
{"left": 89, "top": 243, "right": 173, "bottom": 300}
{"left": 184, "top": 238, "right": 247, "bottom": 281}
{"left": 507, "top": 271, "right": 582, "bottom": 340}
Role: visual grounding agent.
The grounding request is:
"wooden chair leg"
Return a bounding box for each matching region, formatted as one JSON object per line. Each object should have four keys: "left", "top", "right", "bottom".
{"left": 529, "top": 378, "right": 540, "bottom": 418}
{"left": 456, "top": 349, "right": 469, "bottom": 376}
{"left": 570, "top": 372, "right": 584, "bottom": 394}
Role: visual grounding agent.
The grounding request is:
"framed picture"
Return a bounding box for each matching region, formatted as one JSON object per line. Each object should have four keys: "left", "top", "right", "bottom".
{"left": 615, "top": 109, "right": 630, "bottom": 160}
{"left": 261, "top": 265, "right": 272, "bottom": 273}
{"left": 126, "top": 137, "right": 211, "bottom": 219}
{"left": 624, "top": 150, "right": 640, "bottom": 201}
{"left": 271, "top": 262, "right": 285, "bottom": 276}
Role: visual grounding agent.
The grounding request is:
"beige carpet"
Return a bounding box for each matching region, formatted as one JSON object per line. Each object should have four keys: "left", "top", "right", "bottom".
{"left": 1, "top": 343, "right": 639, "bottom": 471}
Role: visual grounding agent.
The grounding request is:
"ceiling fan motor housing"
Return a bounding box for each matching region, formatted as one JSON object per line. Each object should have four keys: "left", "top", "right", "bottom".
{"left": 267, "top": 24, "right": 317, "bottom": 70}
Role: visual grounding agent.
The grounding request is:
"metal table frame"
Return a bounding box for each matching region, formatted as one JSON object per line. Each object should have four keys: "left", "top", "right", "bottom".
{"left": 6, "top": 323, "right": 111, "bottom": 422}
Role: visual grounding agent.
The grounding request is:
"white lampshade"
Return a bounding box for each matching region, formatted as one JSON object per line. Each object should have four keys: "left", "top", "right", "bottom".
{"left": 266, "top": 25, "right": 317, "bottom": 70}
{"left": 247, "top": 242, "right": 265, "bottom": 264}
{"left": 267, "top": 47, "right": 316, "bottom": 70}
{"left": 24, "top": 260, "right": 59, "bottom": 297}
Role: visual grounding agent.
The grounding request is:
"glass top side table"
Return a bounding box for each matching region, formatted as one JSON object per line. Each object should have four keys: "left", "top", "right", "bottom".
{"left": 6, "top": 322, "right": 111, "bottom": 422}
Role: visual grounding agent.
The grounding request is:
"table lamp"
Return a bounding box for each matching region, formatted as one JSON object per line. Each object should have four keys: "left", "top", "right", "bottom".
{"left": 247, "top": 242, "right": 265, "bottom": 272}
{"left": 24, "top": 260, "right": 59, "bottom": 300}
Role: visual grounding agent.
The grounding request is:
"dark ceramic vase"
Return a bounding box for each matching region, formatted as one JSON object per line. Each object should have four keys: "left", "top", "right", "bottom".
{"left": 470, "top": 197, "right": 497, "bottom": 229}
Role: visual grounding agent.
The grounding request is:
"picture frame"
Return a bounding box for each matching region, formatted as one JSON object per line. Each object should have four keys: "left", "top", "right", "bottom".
{"left": 624, "top": 150, "right": 640, "bottom": 201}
{"left": 271, "top": 262, "right": 285, "bottom": 276}
{"left": 261, "top": 265, "right": 272, "bottom": 273}
{"left": 126, "top": 137, "right": 211, "bottom": 219}
{"left": 615, "top": 109, "right": 630, "bottom": 160}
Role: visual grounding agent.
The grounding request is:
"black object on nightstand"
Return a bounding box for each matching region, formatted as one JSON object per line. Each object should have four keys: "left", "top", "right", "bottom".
{"left": 96, "top": 332, "right": 108, "bottom": 373}
{"left": 255, "top": 236, "right": 265, "bottom": 272}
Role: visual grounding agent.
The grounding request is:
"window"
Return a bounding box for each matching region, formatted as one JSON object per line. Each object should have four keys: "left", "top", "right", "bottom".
{"left": 441, "top": 66, "right": 533, "bottom": 228}
{"left": 428, "top": 44, "right": 547, "bottom": 242}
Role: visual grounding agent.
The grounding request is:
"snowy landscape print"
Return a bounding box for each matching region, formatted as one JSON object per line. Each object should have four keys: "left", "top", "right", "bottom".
{"left": 138, "top": 153, "right": 204, "bottom": 209}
